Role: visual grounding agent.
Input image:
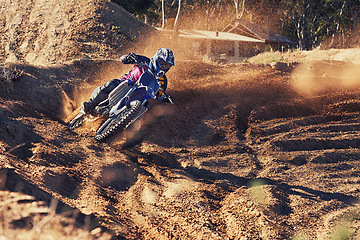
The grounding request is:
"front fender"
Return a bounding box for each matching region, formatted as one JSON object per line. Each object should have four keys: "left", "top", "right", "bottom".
{"left": 129, "top": 86, "right": 155, "bottom": 102}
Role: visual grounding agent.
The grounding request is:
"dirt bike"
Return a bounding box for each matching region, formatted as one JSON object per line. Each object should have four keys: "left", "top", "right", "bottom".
{"left": 68, "top": 71, "right": 173, "bottom": 142}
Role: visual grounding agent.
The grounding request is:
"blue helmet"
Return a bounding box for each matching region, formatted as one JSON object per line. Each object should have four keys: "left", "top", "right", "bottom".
{"left": 149, "top": 48, "right": 175, "bottom": 77}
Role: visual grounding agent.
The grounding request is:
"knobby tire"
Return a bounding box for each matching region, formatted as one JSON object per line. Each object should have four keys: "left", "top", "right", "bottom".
{"left": 95, "top": 101, "right": 144, "bottom": 142}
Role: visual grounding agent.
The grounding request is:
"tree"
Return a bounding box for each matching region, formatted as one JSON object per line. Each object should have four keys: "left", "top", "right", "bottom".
{"left": 234, "top": 0, "right": 245, "bottom": 19}
{"left": 161, "top": 0, "right": 165, "bottom": 29}
{"left": 111, "top": 0, "right": 360, "bottom": 49}
{"left": 173, "top": 0, "right": 181, "bottom": 29}
{"left": 279, "top": 0, "right": 359, "bottom": 49}
{"left": 111, "top": 0, "right": 154, "bottom": 15}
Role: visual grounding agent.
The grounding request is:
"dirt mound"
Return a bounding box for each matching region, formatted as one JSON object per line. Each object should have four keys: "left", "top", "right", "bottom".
{"left": 0, "top": 0, "right": 153, "bottom": 65}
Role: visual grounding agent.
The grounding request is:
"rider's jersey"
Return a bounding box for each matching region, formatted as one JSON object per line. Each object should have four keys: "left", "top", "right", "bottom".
{"left": 120, "top": 53, "right": 168, "bottom": 94}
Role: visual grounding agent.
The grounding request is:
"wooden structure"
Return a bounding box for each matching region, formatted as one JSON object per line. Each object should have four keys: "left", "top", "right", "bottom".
{"left": 157, "top": 28, "right": 265, "bottom": 63}
{"left": 222, "top": 19, "right": 293, "bottom": 51}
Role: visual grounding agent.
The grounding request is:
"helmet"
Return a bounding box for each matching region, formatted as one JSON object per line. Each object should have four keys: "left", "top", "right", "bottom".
{"left": 150, "top": 48, "right": 175, "bottom": 77}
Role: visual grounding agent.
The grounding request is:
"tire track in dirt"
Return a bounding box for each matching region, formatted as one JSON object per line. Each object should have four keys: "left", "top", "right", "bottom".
{"left": 1, "top": 59, "right": 360, "bottom": 239}
{"left": 245, "top": 62, "right": 360, "bottom": 239}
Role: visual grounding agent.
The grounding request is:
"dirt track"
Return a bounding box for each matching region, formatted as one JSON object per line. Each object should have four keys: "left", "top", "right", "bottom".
{"left": 1, "top": 59, "right": 360, "bottom": 239}
{"left": 1, "top": 0, "right": 360, "bottom": 239}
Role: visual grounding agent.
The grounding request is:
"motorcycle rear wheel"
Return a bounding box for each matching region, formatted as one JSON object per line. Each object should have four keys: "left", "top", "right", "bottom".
{"left": 95, "top": 100, "right": 145, "bottom": 142}
{"left": 68, "top": 111, "right": 86, "bottom": 130}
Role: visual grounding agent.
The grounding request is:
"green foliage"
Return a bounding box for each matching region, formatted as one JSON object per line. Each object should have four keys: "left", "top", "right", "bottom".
{"left": 111, "top": 0, "right": 154, "bottom": 14}
{"left": 111, "top": 0, "right": 360, "bottom": 49}
{"left": 278, "top": 0, "right": 359, "bottom": 49}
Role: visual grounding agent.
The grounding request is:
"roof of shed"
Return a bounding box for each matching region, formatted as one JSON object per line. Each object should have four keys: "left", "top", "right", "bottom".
{"left": 157, "top": 28, "right": 265, "bottom": 43}
{"left": 223, "top": 19, "right": 293, "bottom": 44}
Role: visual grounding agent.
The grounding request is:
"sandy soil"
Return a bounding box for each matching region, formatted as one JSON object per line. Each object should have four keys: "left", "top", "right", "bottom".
{"left": 1, "top": 0, "right": 360, "bottom": 239}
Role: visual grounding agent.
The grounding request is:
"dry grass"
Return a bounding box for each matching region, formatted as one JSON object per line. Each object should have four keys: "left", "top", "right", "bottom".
{"left": 0, "top": 65, "right": 24, "bottom": 92}
{"left": 0, "top": 170, "right": 112, "bottom": 240}
{"left": 0, "top": 190, "right": 113, "bottom": 239}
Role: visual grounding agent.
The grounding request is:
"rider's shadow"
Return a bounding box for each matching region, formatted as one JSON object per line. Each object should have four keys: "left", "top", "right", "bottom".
{"left": 96, "top": 162, "right": 139, "bottom": 192}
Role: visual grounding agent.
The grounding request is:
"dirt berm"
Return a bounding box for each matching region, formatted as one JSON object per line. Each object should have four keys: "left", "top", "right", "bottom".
{"left": 1, "top": 0, "right": 360, "bottom": 239}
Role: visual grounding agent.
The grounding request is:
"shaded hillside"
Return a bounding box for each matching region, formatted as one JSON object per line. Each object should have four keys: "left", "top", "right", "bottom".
{"left": 0, "top": 0, "right": 153, "bottom": 65}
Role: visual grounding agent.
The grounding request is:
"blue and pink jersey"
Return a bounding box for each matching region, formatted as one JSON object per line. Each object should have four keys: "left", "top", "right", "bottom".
{"left": 121, "top": 64, "right": 148, "bottom": 83}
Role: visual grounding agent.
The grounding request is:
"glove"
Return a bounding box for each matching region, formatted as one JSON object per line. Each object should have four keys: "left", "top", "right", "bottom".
{"left": 120, "top": 53, "right": 138, "bottom": 64}
{"left": 158, "top": 94, "right": 173, "bottom": 104}
{"left": 165, "top": 94, "right": 173, "bottom": 104}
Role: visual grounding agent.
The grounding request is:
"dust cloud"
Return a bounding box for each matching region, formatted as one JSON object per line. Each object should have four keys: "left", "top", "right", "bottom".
{"left": 291, "top": 52, "right": 360, "bottom": 96}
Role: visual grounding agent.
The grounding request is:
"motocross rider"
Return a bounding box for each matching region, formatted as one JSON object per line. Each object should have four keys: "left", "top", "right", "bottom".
{"left": 81, "top": 48, "right": 175, "bottom": 116}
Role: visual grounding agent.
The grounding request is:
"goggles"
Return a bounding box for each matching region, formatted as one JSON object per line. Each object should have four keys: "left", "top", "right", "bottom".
{"left": 158, "top": 59, "right": 172, "bottom": 71}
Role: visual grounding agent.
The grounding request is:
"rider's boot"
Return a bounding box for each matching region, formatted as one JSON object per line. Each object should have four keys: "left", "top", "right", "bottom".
{"left": 68, "top": 101, "right": 94, "bottom": 130}
{"left": 82, "top": 101, "right": 95, "bottom": 114}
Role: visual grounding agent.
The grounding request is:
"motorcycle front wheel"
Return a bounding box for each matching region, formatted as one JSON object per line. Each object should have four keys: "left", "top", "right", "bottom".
{"left": 95, "top": 100, "right": 147, "bottom": 142}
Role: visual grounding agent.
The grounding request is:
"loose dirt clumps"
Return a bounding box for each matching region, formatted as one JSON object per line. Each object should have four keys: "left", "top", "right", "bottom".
{"left": 1, "top": 0, "right": 360, "bottom": 239}
{"left": 0, "top": 0, "right": 153, "bottom": 65}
